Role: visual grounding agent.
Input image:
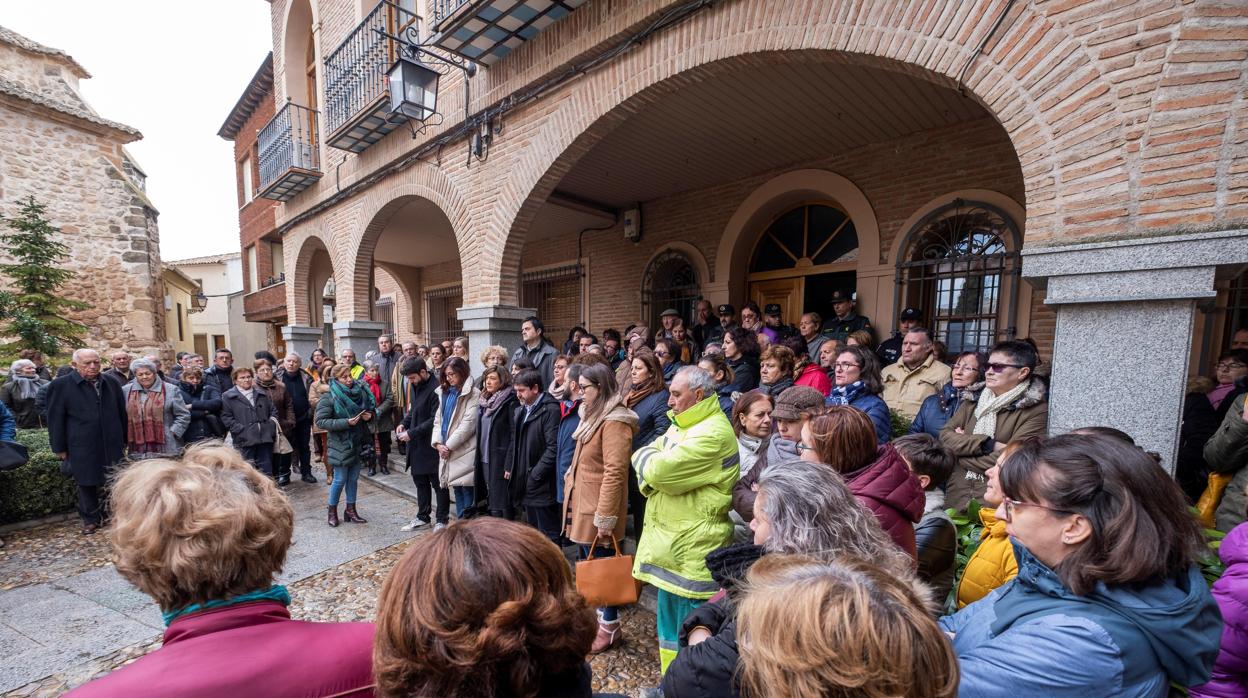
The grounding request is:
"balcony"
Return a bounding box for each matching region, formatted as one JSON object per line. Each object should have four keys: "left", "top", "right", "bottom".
{"left": 323, "top": 2, "right": 419, "bottom": 153}
{"left": 429, "top": 0, "right": 588, "bottom": 65}
{"left": 243, "top": 279, "right": 288, "bottom": 323}
{"left": 258, "top": 102, "right": 322, "bottom": 201}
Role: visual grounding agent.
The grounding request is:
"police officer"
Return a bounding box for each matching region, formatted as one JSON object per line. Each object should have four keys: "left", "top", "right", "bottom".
{"left": 706, "top": 303, "right": 737, "bottom": 347}
{"left": 820, "top": 290, "right": 872, "bottom": 343}
{"left": 763, "top": 303, "right": 800, "bottom": 344}
{"left": 877, "top": 307, "right": 923, "bottom": 366}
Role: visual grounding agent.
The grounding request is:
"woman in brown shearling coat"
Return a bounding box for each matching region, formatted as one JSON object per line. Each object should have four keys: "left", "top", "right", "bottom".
{"left": 561, "top": 362, "right": 638, "bottom": 655}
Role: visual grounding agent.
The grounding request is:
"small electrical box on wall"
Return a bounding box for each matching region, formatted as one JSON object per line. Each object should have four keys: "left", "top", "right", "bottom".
{"left": 623, "top": 206, "right": 642, "bottom": 242}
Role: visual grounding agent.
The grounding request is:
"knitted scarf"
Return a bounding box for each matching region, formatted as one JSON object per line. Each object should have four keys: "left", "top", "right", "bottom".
{"left": 572, "top": 392, "right": 636, "bottom": 443}
{"left": 625, "top": 381, "right": 657, "bottom": 409}
{"left": 479, "top": 385, "right": 514, "bottom": 417}
{"left": 972, "top": 379, "right": 1031, "bottom": 438}
{"left": 363, "top": 373, "right": 384, "bottom": 405}
{"left": 127, "top": 382, "right": 166, "bottom": 451}
{"left": 329, "top": 379, "right": 374, "bottom": 419}
{"left": 827, "top": 380, "right": 866, "bottom": 406}
{"left": 10, "top": 375, "right": 40, "bottom": 400}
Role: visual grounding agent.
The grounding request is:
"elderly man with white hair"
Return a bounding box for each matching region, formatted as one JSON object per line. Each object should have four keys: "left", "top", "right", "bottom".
{"left": 45, "top": 348, "right": 128, "bottom": 534}
{"left": 630, "top": 364, "right": 740, "bottom": 673}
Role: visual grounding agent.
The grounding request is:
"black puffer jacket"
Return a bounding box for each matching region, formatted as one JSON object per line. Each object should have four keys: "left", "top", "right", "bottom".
{"left": 661, "top": 543, "right": 765, "bottom": 698}
{"left": 914, "top": 496, "right": 957, "bottom": 603}
{"left": 507, "top": 393, "right": 562, "bottom": 507}
{"left": 178, "top": 380, "right": 223, "bottom": 443}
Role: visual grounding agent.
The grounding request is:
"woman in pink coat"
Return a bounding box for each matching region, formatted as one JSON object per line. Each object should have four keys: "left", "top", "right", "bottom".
{"left": 68, "top": 443, "right": 375, "bottom": 698}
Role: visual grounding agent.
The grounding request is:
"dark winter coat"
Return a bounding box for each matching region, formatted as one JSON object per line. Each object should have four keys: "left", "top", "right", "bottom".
{"left": 661, "top": 543, "right": 766, "bottom": 698}
{"left": 178, "top": 381, "right": 223, "bottom": 443}
{"left": 908, "top": 382, "right": 977, "bottom": 439}
{"left": 555, "top": 399, "right": 580, "bottom": 503}
{"left": 203, "top": 365, "right": 235, "bottom": 396}
{"left": 0, "top": 377, "right": 47, "bottom": 428}
{"left": 219, "top": 388, "right": 276, "bottom": 449}
{"left": 276, "top": 367, "right": 313, "bottom": 422}
{"left": 315, "top": 386, "right": 374, "bottom": 472}
{"left": 45, "top": 372, "right": 127, "bottom": 487}
{"left": 401, "top": 377, "right": 439, "bottom": 476}
{"left": 507, "top": 393, "right": 562, "bottom": 508}
{"left": 1177, "top": 390, "right": 1219, "bottom": 502}
{"left": 915, "top": 490, "right": 957, "bottom": 603}
{"left": 848, "top": 391, "right": 893, "bottom": 444}
{"left": 842, "top": 443, "right": 925, "bottom": 557}
{"left": 757, "top": 376, "right": 793, "bottom": 398}
{"left": 1210, "top": 394, "right": 1248, "bottom": 533}
{"left": 724, "top": 356, "right": 758, "bottom": 393}
{"left": 511, "top": 341, "right": 558, "bottom": 391}
{"left": 257, "top": 379, "right": 295, "bottom": 436}
{"left": 0, "top": 401, "right": 14, "bottom": 441}
{"left": 630, "top": 389, "right": 671, "bottom": 451}
{"left": 475, "top": 388, "right": 519, "bottom": 511}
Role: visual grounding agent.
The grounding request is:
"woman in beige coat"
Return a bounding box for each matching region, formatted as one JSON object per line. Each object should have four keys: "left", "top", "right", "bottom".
{"left": 561, "top": 362, "right": 639, "bottom": 654}
{"left": 432, "top": 357, "right": 480, "bottom": 521}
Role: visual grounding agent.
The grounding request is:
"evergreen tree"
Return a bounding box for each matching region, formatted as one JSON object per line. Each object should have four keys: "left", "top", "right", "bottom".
{"left": 0, "top": 196, "right": 88, "bottom": 361}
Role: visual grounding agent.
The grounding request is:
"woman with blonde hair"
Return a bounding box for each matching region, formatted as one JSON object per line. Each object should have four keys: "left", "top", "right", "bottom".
{"left": 68, "top": 443, "right": 375, "bottom": 696}
{"left": 735, "top": 555, "right": 958, "bottom": 698}
{"left": 372, "top": 518, "right": 599, "bottom": 698}
{"left": 562, "top": 362, "right": 639, "bottom": 653}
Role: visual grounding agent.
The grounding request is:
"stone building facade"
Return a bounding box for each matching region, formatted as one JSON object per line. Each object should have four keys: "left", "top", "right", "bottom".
{"left": 0, "top": 26, "right": 167, "bottom": 360}
{"left": 235, "top": 0, "right": 1248, "bottom": 468}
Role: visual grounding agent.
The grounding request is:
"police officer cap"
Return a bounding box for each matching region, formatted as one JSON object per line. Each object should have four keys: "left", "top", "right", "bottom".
{"left": 717, "top": 304, "right": 735, "bottom": 315}
{"left": 829, "top": 290, "right": 856, "bottom": 303}
{"left": 763, "top": 303, "right": 781, "bottom": 316}
{"left": 900, "top": 307, "right": 923, "bottom": 321}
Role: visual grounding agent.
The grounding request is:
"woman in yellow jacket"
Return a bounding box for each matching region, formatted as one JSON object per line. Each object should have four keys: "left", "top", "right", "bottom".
{"left": 955, "top": 448, "right": 1022, "bottom": 608}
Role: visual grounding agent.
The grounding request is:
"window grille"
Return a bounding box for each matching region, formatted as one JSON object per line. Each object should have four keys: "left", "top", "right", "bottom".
{"left": 642, "top": 250, "right": 701, "bottom": 332}
{"left": 426, "top": 285, "right": 463, "bottom": 345}
{"left": 522, "top": 263, "right": 582, "bottom": 343}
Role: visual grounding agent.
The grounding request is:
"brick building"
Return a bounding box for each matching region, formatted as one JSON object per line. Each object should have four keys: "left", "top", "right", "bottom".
{"left": 0, "top": 26, "right": 167, "bottom": 359}
{"left": 229, "top": 0, "right": 1248, "bottom": 468}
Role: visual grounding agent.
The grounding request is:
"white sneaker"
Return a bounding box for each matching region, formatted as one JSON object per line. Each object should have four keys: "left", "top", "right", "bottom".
{"left": 434, "top": 522, "right": 447, "bottom": 532}
{"left": 400, "top": 519, "right": 428, "bottom": 531}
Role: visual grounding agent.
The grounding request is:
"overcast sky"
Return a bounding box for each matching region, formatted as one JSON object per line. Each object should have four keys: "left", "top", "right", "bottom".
{"left": 2, "top": 1, "right": 273, "bottom": 262}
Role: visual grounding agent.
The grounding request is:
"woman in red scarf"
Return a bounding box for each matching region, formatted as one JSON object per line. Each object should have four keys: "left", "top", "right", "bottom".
{"left": 123, "top": 358, "right": 191, "bottom": 459}
{"left": 363, "top": 361, "right": 395, "bottom": 477}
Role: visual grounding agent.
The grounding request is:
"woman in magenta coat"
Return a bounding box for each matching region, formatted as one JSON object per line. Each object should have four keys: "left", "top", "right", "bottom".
{"left": 68, "top": 443, "right": 375, "bottom": 698}
{"left": 1192, "top": 520, "right": 1248, "bottom": 697}
{"left": 798, "top": 405, "right": 925, "bottom": 557}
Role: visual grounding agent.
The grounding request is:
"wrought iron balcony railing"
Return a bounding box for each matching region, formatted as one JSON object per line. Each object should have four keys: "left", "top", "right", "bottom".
{"left": 322, "top": 1, "right": 418, "bottom": 152}
{"left": 257, "top": 101, "right": 322, "bottom": 201}
{"left": 429, "top": 0, "right": 587, "bottom": 65}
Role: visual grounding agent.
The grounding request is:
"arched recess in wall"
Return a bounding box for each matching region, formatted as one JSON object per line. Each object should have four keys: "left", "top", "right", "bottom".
{"left": 890, "top": 191, "right": 1027, "bottom": 353}
{"left": 716, "top": 169, "right": 880, "bottom": 309}
{"left": 640, "top": 242, "right": 711, "bottom": 332}
{"left": 292, "top": 233, "right": 335, "bottom": 334}
{"left": 282, "top": 0, "right": 317, "bottom": 109}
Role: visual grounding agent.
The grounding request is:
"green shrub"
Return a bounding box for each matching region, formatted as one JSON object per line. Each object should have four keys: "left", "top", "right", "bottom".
{"left": 889, "top": 409, "right": 912, "bottom": 439}
{"left": 0, "top": 428, "right": 75, "bottom": 525}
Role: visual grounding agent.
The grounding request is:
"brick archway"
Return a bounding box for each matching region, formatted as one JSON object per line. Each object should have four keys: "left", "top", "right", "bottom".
{"left": 289, "top": 231, "right": 334, "bottom": 327}
{"left": 477, "top": 0, "right": 1133, "bottom": 307}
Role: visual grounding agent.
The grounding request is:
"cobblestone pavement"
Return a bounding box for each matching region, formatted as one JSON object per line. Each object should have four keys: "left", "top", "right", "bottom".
{"left": 0, "top": 474, "right": 661, "bottom": 697}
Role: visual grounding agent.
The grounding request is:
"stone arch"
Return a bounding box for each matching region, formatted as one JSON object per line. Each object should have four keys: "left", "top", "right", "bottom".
{"left": 340, "top": 165, "right": 471, "bottom": 322}
{"left": 280, "top": 0, "right": 318, "bottom": 107}
{"left": 715, "top": 169, "right": 881, "bottom": 304}
{"left": 482, "top": 0, "right": 1131, "bottom": 306}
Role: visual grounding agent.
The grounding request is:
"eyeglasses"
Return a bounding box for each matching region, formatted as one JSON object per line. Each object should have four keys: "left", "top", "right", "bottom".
{"left": 1217, "top": 361, "right": 1246, "bottom": 371}
{"left": 833, "top": 362, "right": 860, "bottom": 370}
{"left": 577, "top": 382, "right": 595, "bottom": 390}
{"left": 1001, "top": 496, "right": 1071, "bottom": 522}
{"left": 795, "top": 442, "right": 816, "bottom": 453}
{"left": 952, "top": 363, "right": 979, "bottom": 372}
{"left": 985, "top": 362, "right": 1024, "bottom": 373}
{"left": 654, "top": 350, "right": 669, "bottom": 357}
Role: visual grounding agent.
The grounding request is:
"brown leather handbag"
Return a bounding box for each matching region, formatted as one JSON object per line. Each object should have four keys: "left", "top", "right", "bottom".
{"left": 575, "top": 535, "right": 641, "bottom": 607}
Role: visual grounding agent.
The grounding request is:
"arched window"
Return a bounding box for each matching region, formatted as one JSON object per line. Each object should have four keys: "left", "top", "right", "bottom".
{"left": 750, "top": 204, "right": 858, "bottom": 272}
{"left": 642, "top": 250, "right": 700, "bottom": 332}
{"left": 895, "top": 199, "right": 1022, "bottom": 354}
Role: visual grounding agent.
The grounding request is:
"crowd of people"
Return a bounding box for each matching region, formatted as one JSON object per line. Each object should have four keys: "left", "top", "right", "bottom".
{"left": 12, "top": 302, "right": 1248, "bottom": 696}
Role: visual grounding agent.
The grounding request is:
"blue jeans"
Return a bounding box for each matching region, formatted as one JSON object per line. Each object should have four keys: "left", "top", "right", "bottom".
{"left": 328, "top": 461, "right": 361, "bottom": 506}
{"left": 454, "top": 486, "right": 474, "bottom": 518}
{"left": 577, "top": 544, "right": 620, "bottom": 622}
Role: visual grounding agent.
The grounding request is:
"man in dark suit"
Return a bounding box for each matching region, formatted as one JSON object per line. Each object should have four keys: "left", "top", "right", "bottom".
{"left": 507, "top": 369, "right": 562, "bottom": 544}
{"left": 46, "top": 348, "right": 128, "bottom": 534}
{"left": 397, "top": 358, "right": 446, "bottom": 530}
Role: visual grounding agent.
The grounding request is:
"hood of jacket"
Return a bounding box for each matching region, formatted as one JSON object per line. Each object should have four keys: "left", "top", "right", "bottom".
{"left": 1002, "top": 377, "right": 1047, "bottom": 411}
{"left": 958, "top": 380, "right": 985, "bottom": 404}
{"left": 996, "top": 541, "right": 1222, "bottom": 687}
{"left": 765, "top": 436, "right": 800, "bottom": 465}
{"left": 843, "top": 444, "right": 925, "bottom": 525}
{"left": 978, "top": 505, "right": 1008, "bottom": 539}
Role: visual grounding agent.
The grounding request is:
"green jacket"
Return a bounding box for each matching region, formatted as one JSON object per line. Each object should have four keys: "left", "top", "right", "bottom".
{"left": 315, "top": 387, "right": 372, "bottom": 471}
{"left": 631, "top": 395, "right": 740, "bottom": 599}
{"left": 1210, "top": 393, "right": 1248, "bottom": 532}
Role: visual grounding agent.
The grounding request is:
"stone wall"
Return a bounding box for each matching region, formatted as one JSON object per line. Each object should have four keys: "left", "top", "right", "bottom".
{"left": 0, "top": 43, "right": 165, "bottom": 359}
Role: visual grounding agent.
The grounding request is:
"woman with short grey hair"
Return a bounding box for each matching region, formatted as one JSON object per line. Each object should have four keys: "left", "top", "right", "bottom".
{"left": 122, "top": 358, "right": 191, "bottom": 459}
{"left": 1, "top": 358, "right": 48, "bottom": 428}
{"left": 662, "top": 459, "right": 918, "bottom": 697}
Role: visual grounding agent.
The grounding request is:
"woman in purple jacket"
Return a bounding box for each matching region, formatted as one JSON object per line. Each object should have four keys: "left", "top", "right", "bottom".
{"left": 1192, "top": 520, "right": 1248, "bottom": 697}
{"left": 68, "top": 443, "right": 375, "bottom": 698}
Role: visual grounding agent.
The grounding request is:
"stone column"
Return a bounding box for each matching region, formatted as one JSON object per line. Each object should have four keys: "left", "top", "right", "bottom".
{"left": 1023, "top": 229, "right": 1248, "bottom": 472}
{"left": 281, "top": 325, "right": 323, "bottom": 363}
{"left": 332, "top": 320, "right": 387, "bottom": 357}
{"left": 458, "top": 304, "right": 534, "bottom": 376}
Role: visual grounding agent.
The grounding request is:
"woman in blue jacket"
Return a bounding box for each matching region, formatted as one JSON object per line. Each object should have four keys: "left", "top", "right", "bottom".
{"left": 825, "top": 345, "right": 891, "bottom": 443}
{"left": 941, "top": 433, "right": 1221, "bottom": 696}
{"left": 909, "top": 351, "right": 984, "bottom": 438}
